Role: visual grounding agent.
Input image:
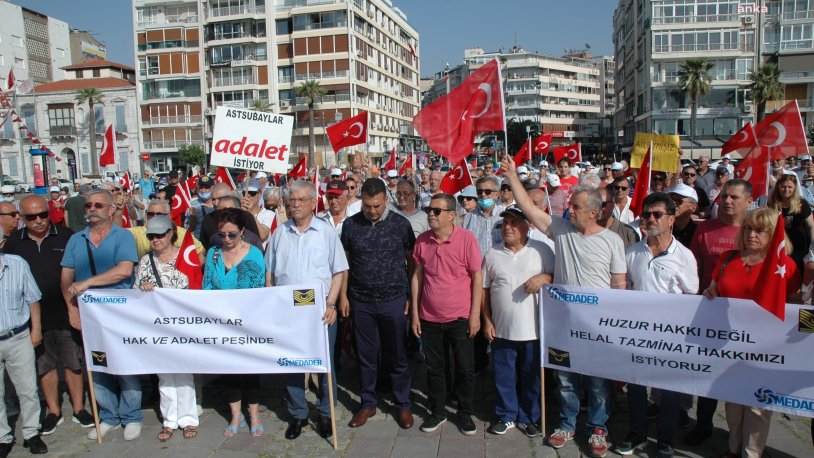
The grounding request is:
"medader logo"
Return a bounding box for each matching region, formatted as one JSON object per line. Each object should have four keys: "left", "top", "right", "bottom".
{"left": 277, "top": 357, "right": 323, "bottom": 367}
{"left": 81, "top": 295, "right": 127, "bottom": 304}
{"left": 213, "top": 137, "right": 288, "bottom": 160}
{"left": 754, "top": 387, "right": 814, "bottom": 413}
{"left": 546, "top": 287, "right": 599, "bottom": 305}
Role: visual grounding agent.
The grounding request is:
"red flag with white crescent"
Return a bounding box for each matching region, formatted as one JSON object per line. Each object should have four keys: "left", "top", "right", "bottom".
{"left": 269, "top": 211, "right": 278, "bottom": 235}
{"left": 312, "top": 167, "right": 326, "bottom": 215}
{"left": 398, "top": 152, "right": 415, "bottom": 177}
{"left": 120, "top": 172, "right": 132, "bottom": 191}
{"left": 439, "top": 159, "right": 473, "bottom": 195}
{"left": 99, "top": 124, "right": 117, "bottom": 167}
{"left": 754, "top": 100, "right": 809, "bottom": 160}
{"left": 753, "top": 214, "right": 798, "bottom": 320}
{"left": 513, "top": 141, "right": 530, "bottom": 168}
{"left": 289, "top": 157, "right": 307, "bottom": 178}
{"left": 175, "top": 228, "right": 202, "bottom": 290}
{"left": 383, "top": 148, "right": 397, "bottom": 171}
{"left": 120, "top": 208, "right": 132, "bottom": 228}
{"left": 326, "top": 111, "right": 368, "bottom": 153}
{"left": 552, "top": 143, "right": 581, "bottom": 164}
{"left": 533, "top": 134, "right": 552, "bottom": 155}
{"left": 629, "top": 143, "right": 652, "bottom": 218}
{"left": 733, "top": 128, "right": 769, "bottom": 198}
{"left": 6, "top": 69, "right": 13, "bottom": 90}
{"left": 215, "top": 167, "right": 236, "bottom": 190}
{"left": 722, "top": 122, "right": 759, "bottom": 156}
{"left": 170, "top": 182, "right": 190, "bottom": 226}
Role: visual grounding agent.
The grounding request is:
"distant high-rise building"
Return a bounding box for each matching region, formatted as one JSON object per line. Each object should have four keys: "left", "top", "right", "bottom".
{"left": 69, "top": 29, "right": 108, "bottom": 63}
{"left": 132, "top": 0, "right": 421, "bottom": 172}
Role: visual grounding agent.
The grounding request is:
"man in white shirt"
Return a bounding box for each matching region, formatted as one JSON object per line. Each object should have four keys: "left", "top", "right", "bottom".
{"left": 319, "top": 181, "right": 350, "bottom": 234}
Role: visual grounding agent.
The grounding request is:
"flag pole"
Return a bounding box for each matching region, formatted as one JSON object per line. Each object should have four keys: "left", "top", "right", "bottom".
{"left": 497, "top": 57, "right": 509, "bottom": 167}
{"left": 85, "top": 362, "right": 103, "bottom": 444}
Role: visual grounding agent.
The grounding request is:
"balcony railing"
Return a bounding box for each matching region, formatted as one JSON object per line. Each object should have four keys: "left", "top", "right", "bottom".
{"left": 780, "top": 71, "right": 814, "bottom": 80}
{"left": 49, "top": 126, "right": 77, "bottom": 136}
{"left": 294, "top": 94, "right": 351, "bottom": 105}
{"left": 209, "top": 4, "right": 265, "bottom": 18}
{"left": 146, "top": 115, "right": 203, "bottom": 125}
{"left": 294, "top": 70, "right": 348, "bottom": 81}
{"left": 277, "top": 75, "right": 294, "bottom": 84}
{"left": 212, "top": 75, "right": 257, "bottom": 87}
{"left": 137, "top": 14, "right": 198, "bottom": 28}
{"left": 143, "top": 139, "right": 198, "bottom": 150}
{"left": 766, "top": 99, "right": 814, "bottom": 111}
{"left": 781, "top": 10, "right": 814, "bottom": 20}
{"left": 214, "top": 100, "right": 253, "bottom": 108}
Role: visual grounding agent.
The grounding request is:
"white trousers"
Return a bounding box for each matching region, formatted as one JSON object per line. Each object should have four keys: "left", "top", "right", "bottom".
{"left": 725, "top": 402, "right": 773, "bottom": 458}
{"left": 158, "top": 373, "right": 198, "bottom": 428}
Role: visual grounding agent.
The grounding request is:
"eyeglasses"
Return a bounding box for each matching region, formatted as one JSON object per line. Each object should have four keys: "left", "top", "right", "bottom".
{"left": 602, "top": 201, "right": 614, "bottom": 207}
{"left": 146, "top": 211, "right": 168, "bottom": 218}
{"left": 614, "top": 186, "right": 629, "bottom": 191}
{"left": 500, "top": 185, "right": 511, "bottom": 192}
{"left": 683, "top": 173, "right": 696, "bottom": 177}
{"left": 23, "top": 211, "right": 49, "bottom": 222}
{"left": 247, "top": 191, "right": 259, "bottom": 197}
{"left": 217, "top": 231, "right": 241, "bottom": 240}
{"left": 476, "top": 189, "right": 495, "bottom": 196}
{"left": 146, "top": 230, "right": 171, "bottom": 241}
{"left": 424, "top": 207, "right": 452, "bottom": 216}
{"left": 1, "top": 193, "right": 14, "bottom": 198}
{"left": 641, "top": 211, "right": 670, "bottom": 220}
{"left": 0, "top": 211, "right": 19, "bottom": 217}
{"left": 458, "top": 196, "right": 477, "bottom": 202}
{"left": 604, "top": 168, "right": 612, "bottom": 171}
{"left": 395, "top": 191, "right": 414, "bottom": 197}
{"left": 347, "top": 185, "right": 356, "bottom": 190}
{"left": 652, "top": 176, "right": 666, "bottom": 181}
{"left": 84, "top": 202, "right": 109, "bottom": 210}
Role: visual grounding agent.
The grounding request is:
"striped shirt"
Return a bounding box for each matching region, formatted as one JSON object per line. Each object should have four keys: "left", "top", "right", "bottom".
{"left": 0, "top": 254, "right": 42, "bottom": 332}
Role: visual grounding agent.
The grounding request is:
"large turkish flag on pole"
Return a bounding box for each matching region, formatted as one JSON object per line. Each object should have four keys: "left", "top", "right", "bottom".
{"left": 552, "top": 143, "right": 581, "bottom": 164}
{"left": 175, "top": 229, "right": 202, "bottom": 290}
{"left": 754, "top": 214, "right": 792, "bottom": 320}
{"left": 629, "top": 143, "right": 652, "bottom": 218}
{"left": 532, "top": 134, "right": 552, "bottom": 155}
{"left": 732, "top": 123, "right": 770, "bottom": 198}
{"left": 439, "top": 159, "right": 473, "bottom": 195}
{"left": 326, "top": 111, "right": 368, "bottom": 153}
{"left": 99, "top": 124, "right": 117, "bottom": 167}
{"left": 754, "top": 100, "right": 809, "bottom": 160}
{"left": 412, "top": 58, "right": 505, "bottom": 164}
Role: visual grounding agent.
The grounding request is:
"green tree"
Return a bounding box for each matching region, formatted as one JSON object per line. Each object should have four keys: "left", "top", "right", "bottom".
{"left": 678, "top": 58, "right": 714, "bottom": 147}
{"left": 808, "top": 123, "right": 814, "bottom": 146}
{"left": 295, "top": 80, "right": 326, "bottom": 168}
{"left": 505, "top": 119, "right": 540, "bottom": 155}
{"left": 748, "top": 63, "right": 784, "bottom": 122}
{"left": 178, "top": 144, "right": 206, "bottom": 170}
{"left": 75, "top": 87, "right": 105, "bottom": 175}
{"left": 251, "top": 99, "right": 272, "bottom": 112}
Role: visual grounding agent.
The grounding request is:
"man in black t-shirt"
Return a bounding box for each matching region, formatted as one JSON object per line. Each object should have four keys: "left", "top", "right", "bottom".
{"left": 669, "top": 184, "right": 699, "bottom": 248}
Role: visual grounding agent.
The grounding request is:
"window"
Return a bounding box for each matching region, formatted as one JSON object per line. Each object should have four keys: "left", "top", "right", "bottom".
{"left": 48, "top": 105, "right": 74, "bottom": 130}
{"left": 147, "top": 56, "right": 159, "bottom": 75}
{"left": 92, "top": 69, "right": 101, "bottom": 78}
{"left": 736, "top": 58, "right": 754, "bottom": 80}
{"left": 115, "top": 105, "right": 127, "bottom": 130}
{"left": 81, "top": 153, "right": 89, "bottom": 174}
{"left": 118, "top": 149, "right": 128, "bottom": 170}
{"left": 7, "top": 156, "right": 18, "bottom": 177}
{"left": 292, "top": 10, "right": 347, "bottom": 31}
{"left": 277, "top": 66, "right": 293, "bottom": 83}
{"left": 76, "top": 69, "right": 84, "bottom": 79}
{"left": 95, "top": 105, "right": 105, "bottom": 133}
{"left": 276, "top": 19, "right": 291, "bottom": 35}
{"left": 21, "top": 106, "right": 36, "bottom": 136}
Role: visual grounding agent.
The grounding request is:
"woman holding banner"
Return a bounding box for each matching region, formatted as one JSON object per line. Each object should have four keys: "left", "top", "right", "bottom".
{"left": 767, "top": 173, "right": 814, "bottom": 274}
{"left": 134, "top": 216, "right": 200, "bottom": 442}
{"left": 202, "top": 208, "right": 266, "bottom": 438}
{"left": 703, "top": 208, "right": 801, "bottom": 458}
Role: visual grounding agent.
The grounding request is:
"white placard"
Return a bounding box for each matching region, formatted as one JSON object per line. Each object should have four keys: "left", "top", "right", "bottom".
{"left": 540, "top": 285, "right": 814, "bottom": 418}
{"left": 210, "top": 106, "right": 293, "bottom": 174}
{"left": 78, "top": 284, "right": 329, "bottom": 375}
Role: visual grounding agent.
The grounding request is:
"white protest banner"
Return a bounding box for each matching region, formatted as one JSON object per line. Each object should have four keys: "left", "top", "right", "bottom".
{"left": 540, "top": 285, "right": 814, "bottom": 418}
{"left": 78, "top": 284, "right": 329, "bottom": 375}
{"left": 210, "top": 106, "right": 294, "bottom": 174}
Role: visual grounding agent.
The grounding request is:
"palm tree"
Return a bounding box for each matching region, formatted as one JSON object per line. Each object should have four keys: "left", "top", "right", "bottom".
{"left": 678, "top": 58, "right": 714, "bottom": 148}
{"left": 295, "top": 80, "right": 326, "bottom": 168}
{"left": 75, "top": 88, "right": 105, "bottom": 175}
{"left": 748, "top": 63, "right": 784, "bottom": 122}
{"left": 251, "top": 99, "right": 272, "bottom": 112}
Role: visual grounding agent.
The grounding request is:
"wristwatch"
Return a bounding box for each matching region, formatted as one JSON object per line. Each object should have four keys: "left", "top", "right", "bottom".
{"left": 328, "top": 304, "right": 336, "bottom": 310}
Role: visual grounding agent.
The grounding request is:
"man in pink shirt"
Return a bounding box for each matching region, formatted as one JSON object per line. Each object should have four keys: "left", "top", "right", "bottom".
{"left": 411, "top": 193, "right": 482, "bottom": 436}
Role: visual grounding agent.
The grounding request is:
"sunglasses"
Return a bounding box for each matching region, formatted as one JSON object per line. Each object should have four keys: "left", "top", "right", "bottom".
{"left": 395, "top": 191, "right": 414, "bottom": 197}
{"left": 84, "top": 202, "right": 109, "bottom": 210}
{"left": 476, "top": 189, "right": 495, "bottom": 196}
{"left": 146, "top": 211, "right": 168, "bottom": 218}
{"left": 614, "top": 186, "right": 629, "bottom": 191}
{"left": 247, "top": 191, "right": 259, "bottom": 197}
{"left": 683, "top": 173, "right": 696, "bottom": 177}
{"left": 217, "top": 231, "right": 241, "bottom": 240}
{"left": 347, "top": 185, "right": 356, "bottom": 190}
{"left": 424, "top": 207, "right": 452, "bottom": 216}
{"left": 500, "top": 185, "right": 511, "bottom": 192}
{"left": 641, "top": 211, "right": 670, "bottom": 220}
{"left": 604, "top": 168, "right": 612, "bottom": 171}
{"left": 0, "top": 211, "right": 19, "bottom": 217}
{"left": 458, "top": 196, "right": 477, "bottom": 202}
{"left": 1, "top": 193, "right": 13, "bottom": 198}
{"left": 146, "top": 230, "right": 171, "bottom": 241}
{"left": 264, "top": 204, "right": 276, "bottom": 210}
{"left": 23, "top": 211, "right": 49, "bottom": 222}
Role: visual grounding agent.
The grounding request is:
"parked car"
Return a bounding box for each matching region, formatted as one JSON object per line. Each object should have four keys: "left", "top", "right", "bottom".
{"left": 2, "top": 176, "right": 30, "bottom": 193}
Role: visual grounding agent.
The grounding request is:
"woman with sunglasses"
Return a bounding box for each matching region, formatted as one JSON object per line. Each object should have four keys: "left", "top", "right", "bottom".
{"left": 133, "top": 216, "right": 200, "bottom": 442}
{"left": 202, "top": 208, "right": 266, "bottom": 437}
{"left": 703, "top": 208, "right": 801, "bottom": 458}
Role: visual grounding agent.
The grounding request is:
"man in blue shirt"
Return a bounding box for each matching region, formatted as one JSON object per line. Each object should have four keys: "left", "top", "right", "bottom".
{"left": 265, "top": 180, "right": 348, "bottom": 440}
{"left": 61, "top": 189, "right": 140, "bottom": 441}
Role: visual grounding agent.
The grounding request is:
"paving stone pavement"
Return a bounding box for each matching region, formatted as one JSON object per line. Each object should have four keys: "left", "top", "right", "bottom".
{"left": 4, "top": 357, "right": 812, "bottom": 457}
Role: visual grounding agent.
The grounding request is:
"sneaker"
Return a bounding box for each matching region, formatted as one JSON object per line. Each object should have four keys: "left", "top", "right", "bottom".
{"left": 419, "top": 415, "right": 447, "bottom": 433}
{"left": 646, "top": 403, "right": 661, "bottom": 419}
{"left": 197, "top": 404, "right": 204, "bottom": 417}
{"left": 519, "top": 422, "right": 540, "bottom": 437}
{"left": 487, "top": 421, "right": 514, "bottom": 435}
{"left": 459, "top": 415, "right": 477, "bottom": 436}
{"left": 678, "top": 409, "right": 692, "bottom": 429}
{"left": 72, "top": 410, "right": 94, "bottom": 428}
{"left": 588, "top": 428, "right": 609, "bottom": 458}
{"left": 87, "top": 423, "right": 119, "bottom": 440}
{"left": 615, "top": 433, "right": 646, "bottom": 455}
{"left": 546, "top": 429, "right": 575, "bottom": 448}
{"left": 123, "top": 422, "right": 142, "bottom": 441}
{"left": 657, "top": 442, "right": 675, "bottom": 458}
{"left": 39, "top": 413, "right": 63, "bottom": 436}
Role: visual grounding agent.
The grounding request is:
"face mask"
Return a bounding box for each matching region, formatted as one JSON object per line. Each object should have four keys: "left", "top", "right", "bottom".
{"left": 477, "top": 198, "right": 495, "bottom": 210}
{"left": 199, "top": 192, "right": 211, "bottom": 201}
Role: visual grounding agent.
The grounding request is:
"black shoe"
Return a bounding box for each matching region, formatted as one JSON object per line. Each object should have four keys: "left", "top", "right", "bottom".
{"left": 73, "top": 409, "right": 95, "bottom": 428}
{"left": 657, "top": 442, "right": 675, "bottom": 458}
{"left": 284, "top": 418, "right": 308, "bottom": 440}
{"left": 22, "top": 435, "right": 47, "bottom": 454}
{"left": 678, "top": 410, "right": 692, "bottom": 429}
{"left": 458, "top": 414, "right": 477, "bottom": 436}
{"left": 316, "top": 415, "right": 333, "bottom": 438}
{"left": 646, "top": 403, "right": 661, "bottom": 419}
{"left": 615, "top": 433, "right": 647, "bottom": 455}
{"left": 39, "top": 413, "right": 63, "bottom": 436}
{"left": 683, "top": 426, "right": 712, "bottom": 446}
{"left": 519, "top": 422, "right": 540, "bottom": 437}
{"left": 419, "top": 415, "right": 447, "bottom": 432}
{"left": 0, "top": 442, "right": 11, "bottom": 458}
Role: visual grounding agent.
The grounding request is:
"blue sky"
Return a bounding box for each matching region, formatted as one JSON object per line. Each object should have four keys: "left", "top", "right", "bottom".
{"left": 12, "top": 0, "right": 617, "bottom": 77}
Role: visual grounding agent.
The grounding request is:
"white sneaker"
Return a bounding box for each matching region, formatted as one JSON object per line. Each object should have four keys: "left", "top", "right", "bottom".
{"left": 87, "top": 423, "right": 120, "bottom": 440}
{"left": 123, "top": 422, "right": 142, "bottom": 441}
{"left": 197, "top": 404, "right": 203, "bottom": 417}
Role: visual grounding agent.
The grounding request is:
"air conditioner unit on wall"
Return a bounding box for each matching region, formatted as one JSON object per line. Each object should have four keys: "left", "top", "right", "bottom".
{"left": 204, "top": 108, "right": 211, "bottom": 115}
{"left": 280, "top": 100, "right": 290, "bottom": 108}
{"left": 742, "top": 16, "right": 755, "bottom": 25}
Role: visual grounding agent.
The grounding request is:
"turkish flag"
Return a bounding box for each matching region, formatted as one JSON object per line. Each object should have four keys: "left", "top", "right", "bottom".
{"left": 733, "top": 126, "right": 770, "bottom": 198}
{"left": 170, "top": 182, "right": 190, "bottom": 226}
{"left": 215, "top": 167, "right": 236, "bottom": 190}
{"left": 754, "top": 100, "right": 809, "bottom": 160}
{"left": 326, "top": 111, "right": 368, "bottom": 153}
{"left": 513, "top": 141, "right": 531, "bottom": 168}
{"left": 552, "top": 143, "right": 581, "bottom": 164}
{"left": 398, "top": 152, "right": 415, "bottom": 176}
{"left": 439, "top": 159, "right": 473, "bottom": 194}
{"left": 269, "top": 211, "right": 278, "bottom": 235}
{"left": 312, "top": 167, "right": 326, "bottom": 215}
{"left": 120, "top": 208, "right": 132, "bottom": 228}
{"left": 289, "top": 157, "right": 307, "bottom": 178}
{"left": 754, "top": 214, "right": 790, "bottom": 320}
{"left": 629, "top": 143, "right": 652, "bottom": 218}
{"left": 99, "top": 124, "right": 117, "bottom": 167}
{"left": 383, "top": 148, "right": 397, "bottom": 171}
{"left": 175, "top": 229, "right": 202, "bottom": 290}
{"left": 722, "top": 122, "right": 760, "bottom": 156}
{"left": 533, "top": 134, "right": 552, "bottom": 155}
{"left": 6, "top": 69, "right": 13, "bottom": 90}
{"left": 412, "top": 58, "right": 505, "bottom": 164}
{"left": 120, "top": 172, "right": 132, "bottom": 191}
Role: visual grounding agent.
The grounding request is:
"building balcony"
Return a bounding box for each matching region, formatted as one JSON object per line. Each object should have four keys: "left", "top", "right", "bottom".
{"left": 294, "top": 94, "right": 351, "bottom": 105}
{"left": 294, "top": 70, "right": 348, "bottom": 81}
{"left": 145, "top": 115, "right": 203, "bottom": 126}
{"left": 766, "top": 99, "right": 814, "bottom": 112}
{"left": 49, "top": 126, "right": 77, "bottom": 136}
{"left": 781, "top": 10, "right": 814, "bottom": 21}
{"left": 137, "top": 14, "right": 199, "bottom": 29}
{"left": 143, "top": 139, "right": 199, "bottom": 150}
{"left": 211, "top": 75, "right": 258, "bottom": 87}
{"left": 208, "top": 4, "right": 265, "bottom": 19}
{"left": 780, "top": 71, "right": 814, "bottom": 83}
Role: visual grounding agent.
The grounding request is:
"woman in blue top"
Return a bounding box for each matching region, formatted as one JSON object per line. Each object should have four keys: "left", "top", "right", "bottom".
{"left": 203, "top": 208, "right": 266, "bottom": 437}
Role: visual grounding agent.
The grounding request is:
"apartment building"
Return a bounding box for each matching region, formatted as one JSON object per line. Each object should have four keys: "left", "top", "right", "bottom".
{"left": 133, "top": 0, "right": 420, "bottom": 170}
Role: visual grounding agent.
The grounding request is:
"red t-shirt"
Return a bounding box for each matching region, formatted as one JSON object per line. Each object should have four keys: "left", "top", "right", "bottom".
{"left": 48, "top": 199, "right": 65, "bottom": 225}
{"left": 558, "top": 175, "right": 579, "bottom": 194}
{"left": 712, "top": 250, "right": 801, "bottom": 300}
{"left": 413, "top": 226, "right": 481, "bottom": 323}
{"left": 690, "top": 219, "right": 741, "bottom": 291}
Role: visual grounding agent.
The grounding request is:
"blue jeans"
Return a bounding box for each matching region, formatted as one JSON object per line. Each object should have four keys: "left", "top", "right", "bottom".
{"left": 492, "top": 338, "right": 540, "bottom": 424}
{"left": 628, "top": 384, "right": 679, "bottom": 444}
{"left": 93, "top": 372, "right": 143, "bottom": 426}
{"left": 557, "top": 371, "right": 610, "bottom": 434}
{"left": 286, "top": 322, "right": 336, "bottom": 419}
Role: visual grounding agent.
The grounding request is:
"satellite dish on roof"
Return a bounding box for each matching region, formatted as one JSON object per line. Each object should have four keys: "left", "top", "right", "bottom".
{"left": 585, "top": 43, "right": 592, "bottom": 49}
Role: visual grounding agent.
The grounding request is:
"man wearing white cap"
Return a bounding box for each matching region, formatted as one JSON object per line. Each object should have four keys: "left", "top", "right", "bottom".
{"left": 385, "top": 170, "right": 400, "bottom": 207}
{"left": 669, "top": 183, "right": 699, "bottom": 248}
{"left": 47, "top": 186, "right": 66, "bottom": 226}
{"left": 720, "top": 154, "right": 734, "bottom": 177}
{"left": 546, "top": 174, "right": 568, "bottom": 218}
{"left": 797, "top": 156, "right": 814, "bottom": 205}
{"left": 0, "top": 185, "right": 16, "bottom": 205}
{"left": 330, "top": 168, "right": 343, "bottom": 180}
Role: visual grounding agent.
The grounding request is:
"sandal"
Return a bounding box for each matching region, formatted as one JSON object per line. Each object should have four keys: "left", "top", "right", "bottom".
{"left": 223, "top": 414, "right": 246, "bottom": 438}
{"left": 182, "top": 425, "right": 198, "bottom": 439}
{"left": 250, "top": 415, "right": 264, "bottom": 437}
{"left": 158, "top": 427, "right": 174, "bottom": 442}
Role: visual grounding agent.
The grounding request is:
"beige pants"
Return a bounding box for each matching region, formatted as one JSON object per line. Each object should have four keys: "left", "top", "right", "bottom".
{"left": 725, "top": 402, "right": 773, "bottom": 458}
